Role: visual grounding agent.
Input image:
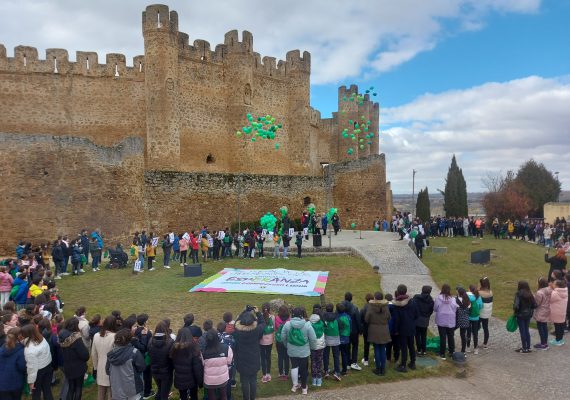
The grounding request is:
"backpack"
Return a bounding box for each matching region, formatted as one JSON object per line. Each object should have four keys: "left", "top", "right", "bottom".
{"left": 263, "top": 317, "right": 274, "bottom": 335}
{"left": 9, "top": 284, "right": 20, "bottom": 300}
{"left": 456, "top": 302, "right": 470, "bottom": 329}
{"left": 275, "top": 324, "right": 284, "bottom": 343}
{"left": 288, "top": 326, "right": 307, "bottom": 346}
{"left": 469, "top": 296, "right": 481, "bottom": 318}
{"left": 311, "top": 319, "right": 325, "bottom": 338}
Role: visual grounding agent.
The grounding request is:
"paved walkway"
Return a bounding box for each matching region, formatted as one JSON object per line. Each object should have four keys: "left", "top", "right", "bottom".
{"left": 274, "top": 230, "right": 568, "bottom": 398}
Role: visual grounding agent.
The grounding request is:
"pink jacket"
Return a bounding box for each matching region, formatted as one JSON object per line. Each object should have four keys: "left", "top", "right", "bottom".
{"left": 202, "top": 346, "right": 233, "bottom": 387}
{"left": 259, "top": 315, "right": 275, "bottom": 345}
{"left": 179, "top": 238, "right": 189, "bottom": 252}
{"left": 0, "top": 272, "right": 13, "bottom": 292}
{"left": 533, "top": 287, "right": 552, "bottom": 323}
{"left": 549, "top": 287, "right": 568, "bottom": 324}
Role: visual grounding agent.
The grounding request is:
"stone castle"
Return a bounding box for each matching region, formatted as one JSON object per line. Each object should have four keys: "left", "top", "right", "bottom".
{"left": 0, "top": 4, "right": 392, "bottom": 253}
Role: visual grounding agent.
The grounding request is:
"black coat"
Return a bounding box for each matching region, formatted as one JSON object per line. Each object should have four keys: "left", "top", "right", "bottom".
{"left": 233, "top": 312, "right": 265, "bottom": 376}
{"left": 413, "top": 293, "right": 434, "bottom": 328}
{"left": 148, "top": 335, "right": 174, "bottom": 379}
{"left": 546, "top": 254, "right": 567, "bottom": 281}
{"left": 59, "top": 330, "right": 90, "bottom": 379}
{"left": 392, "top": 296, "right": 418, "bottom": 337}
{"left": 171, "top": 346, "right": 204, "bottom": 390}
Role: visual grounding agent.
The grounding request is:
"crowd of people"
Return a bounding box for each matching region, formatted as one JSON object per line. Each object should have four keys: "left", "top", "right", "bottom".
{"left": 1, "top": 259, "right": 570, "bottom": 400}
{"left": 1, "top": 212, "right": 569, "bottom": 399}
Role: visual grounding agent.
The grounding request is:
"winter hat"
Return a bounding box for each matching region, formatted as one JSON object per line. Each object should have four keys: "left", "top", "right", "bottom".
{"left": 240, "top": 311, "right": 256, "bottom": 326}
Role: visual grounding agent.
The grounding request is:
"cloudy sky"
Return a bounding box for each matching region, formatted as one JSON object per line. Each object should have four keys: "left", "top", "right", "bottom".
{"left": 1, "top": 0, "right": 569, "bottom": 193}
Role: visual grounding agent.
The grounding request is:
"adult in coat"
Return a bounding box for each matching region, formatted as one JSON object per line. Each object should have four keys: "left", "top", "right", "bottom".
{"left": 533, "top": 278, "right": 552, "bottom": 349}
{"left": 545, "top": 248, "right": 567, "bottom": 282}
{"left": 92, "top": 316, "right": 118, "bottom": 400}
{"left": 233, "top": 308, "right": 265, "bottom": 400}
{"left": 365, "top": 292, "right": 391, "bottom": 376}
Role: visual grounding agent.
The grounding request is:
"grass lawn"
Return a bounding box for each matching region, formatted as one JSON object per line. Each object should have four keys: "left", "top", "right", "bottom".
{"left": 52, "top": 255, "right": 448, "bottom": 399}
{"left": 422, "top": 236, "right": 548, "bottom": 320}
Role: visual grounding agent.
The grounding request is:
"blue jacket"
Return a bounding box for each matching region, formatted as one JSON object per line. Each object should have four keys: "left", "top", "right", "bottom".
{"left": 16, "top": 245, "right": 25, "bottom": 259}
{"left": 173, "top": 237, "right": 180, "bottom": 251}
{"left": 12, "top": 277, "right": 29, "bottom": 305}
{"left": 71, "top": 246, "right": 82, "bottom": 263}
{"left": 0, "top": 343, "right": 26, "bottom": 392}
{"left": 91, "top": 232, "right": 104, "bottom": 249}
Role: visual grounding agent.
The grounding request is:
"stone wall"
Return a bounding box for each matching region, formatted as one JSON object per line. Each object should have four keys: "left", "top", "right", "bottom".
{"left": 326, "top": 154, "right": 389, "bottom": 228}
{"left": 0, "top": 133, "right": 145, "bottom": 255}
{"left": 143, "top": 171, "right": 326, "bottom": 234}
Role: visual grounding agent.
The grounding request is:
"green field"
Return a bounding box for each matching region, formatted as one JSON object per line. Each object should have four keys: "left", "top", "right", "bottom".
{"left": 55, "top": 255, "right": 447, "bottom": 399}
{"left": 422, "top": 237, "right": 548, "bottom": 320}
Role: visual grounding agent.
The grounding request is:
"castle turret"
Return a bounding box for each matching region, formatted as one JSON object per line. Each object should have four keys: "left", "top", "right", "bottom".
{"left": 142, "top": 4, "right": 180, "bottom": 169}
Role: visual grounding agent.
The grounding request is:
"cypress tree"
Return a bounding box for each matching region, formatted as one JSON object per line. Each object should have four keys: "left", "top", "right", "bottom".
{"left": 416, "top": 187, "right": 431, "bottom": 222}
{"left": 443, "top": 155, "right": 468, "bottom": 217}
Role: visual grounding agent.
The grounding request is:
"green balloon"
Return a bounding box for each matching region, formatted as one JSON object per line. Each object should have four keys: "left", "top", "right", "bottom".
{"left": 351, "top": 222, "right": 356, "bottom": 229}
{"left": 275, "top": 143, "right": 280, "bottom": 149}
{"left": 251, "top": 137, "right": 256, "bottom": 142}
{"left": 359, "top": 144, "right": 364, "bottom": 149}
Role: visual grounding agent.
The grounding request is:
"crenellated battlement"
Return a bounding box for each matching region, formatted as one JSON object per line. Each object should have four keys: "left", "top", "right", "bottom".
{"left": 0, "top": 44, "right": 145, "bottom": 78}
{"left": 142, "top": 4, "right": 178, "bottom": 34}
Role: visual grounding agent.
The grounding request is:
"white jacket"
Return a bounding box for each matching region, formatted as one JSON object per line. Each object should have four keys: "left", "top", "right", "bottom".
{"left": 92, "top": 332, "right": 116, "bottom": 386}
{"left": 76, "top": 315, "right": 91, "bottom": 348}
{"left": 24, "top": 338, "right": 52, "bottom": 384}
{"left": 479, "top": 290, "right": 493, "bottom": 319}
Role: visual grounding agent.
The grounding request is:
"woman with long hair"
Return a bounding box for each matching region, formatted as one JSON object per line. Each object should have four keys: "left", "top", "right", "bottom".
{"left": 259, "top": 303, "right": 275, "bottom": 383}
{"left": 545, "top": 248, "right": 567, "bottom": 282}
{"left": 513, "top": 280, "right": 537, "bottom": 353}
{"left": 433, "top": 284, "right": 458, "bottom": 360}
{"left": 59, "top": 317, "right": 90, "bottom": 400}
{"left": 455, "top": 287, "right": 471, "bottom": 354}
{"left": 0, "top": 327, "right": 26, "bottom": 400}
{"left": 148, "top": 321, "right": 174, "bottom": 400}
{"left": 478, "top": 277, "right": 493, "bottom": 349}
{"left": 92, "top": 316, "right": 118, "bottom": 400}
{"left": 170, "top": 328, "right": 203, "bottom": 400}
{"left": 533, "top": 277, "right": 552, "bottom": 350}
{"left": 21, "top": 323, "right": 54, "bottom": 400}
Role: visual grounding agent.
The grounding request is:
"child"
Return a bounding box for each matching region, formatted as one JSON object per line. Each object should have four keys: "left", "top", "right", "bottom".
{"left": 295, "top": 232, "right": 303, "bottom": 258}
{"left": 282, "top": 234, "right": 291, "bottom": 259}
{"left": 130, "top": 240, "right": 139, "bottom": 271}
{"left": 202, "top": 329, "right": 233, "bottom": 400}
{"left": 162, "top": 235, "right": 172, "bottom": 269}
{"left": 223, "top": 312, "right": 235, "bottom": 335}
{"left": 549, "top": 280, "right": 568, "bottom": 346}
{"left": 336, "top": 303, "right": 351, "bottom": 375}
{"left": 146, "top": 237, "right": 156, "bottom": 271}
{"left": 392, "top": 284, "right": 418, "bottom": 372}
{"left": 275, "top": 306, "right": 290, "bottom": 380}
{"left": 412, "top": 285, "right": 433, "bottom": 356}
{"left": 257, "top": 234, "right": 265, "bottom": 259}
{"left": 533, "top": 277, "right": 552, "bottom": 349}
{"left": 201, "top": 235, "right": 209, "bottom": 263}
{"left": 466, "top": 285, "right": 483, "bottom": 354}
{"left": 455, "top": 287, "right": 471, "bottom": 354}
{"left": 106, "top": 329, "right": 146, "bottom": 400}
{"left": 273, "top": 234, "right": 281, "bottom": 258}
{"left": 0, "top": 265, "right": 14, "bottom": 308}
{"left": 217, "top": 322, "right": 235, "bottom": 397}
{"left": 259, "top": 303, "right": 274, "bottom": 383}
{"left": 199, "top": 320, "right": 214, "bottom": 353}
{"left": 478, "top": 277, "right": 493, "bottom": 349}
{"left": 322, "top": 303, "right": 341, "bottom": 381}
{"left": 309, "top": 304, "right": 325, "bottom": 387}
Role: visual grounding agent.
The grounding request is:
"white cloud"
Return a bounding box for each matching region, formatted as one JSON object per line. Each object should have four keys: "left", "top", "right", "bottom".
{"left": 0, "top": 0, "right": 542, "bottom": 84}
{"left": 381, "top": 76, "right": 570, "bottom": 193}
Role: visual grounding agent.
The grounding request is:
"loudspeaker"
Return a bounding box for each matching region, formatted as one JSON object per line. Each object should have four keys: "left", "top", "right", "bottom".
{"left": 312, "top": 234, "right": 322, "bottom": 247}
{"left": 470, "top": 249, "right": 490, "bottom": 264}
{"left": 184, "top": 263, "right": 203, "bottom": 277}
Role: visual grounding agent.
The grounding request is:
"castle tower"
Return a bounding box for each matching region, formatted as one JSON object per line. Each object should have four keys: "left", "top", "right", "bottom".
{"left": 285, "top": 50, "right": 312, "bottom": 168}
{"left": 336, "top": 85, "right": 380, "bottom": 161}
{"left": 142, "top": 4, "right": 180, "bottom": 169}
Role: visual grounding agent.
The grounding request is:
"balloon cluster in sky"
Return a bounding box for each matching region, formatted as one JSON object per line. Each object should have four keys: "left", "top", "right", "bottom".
{"left": 236, "top": 113, "right": 283, "bottom": 150}
{"left": 340, "top": 86, "right": 378, "bottom": 155}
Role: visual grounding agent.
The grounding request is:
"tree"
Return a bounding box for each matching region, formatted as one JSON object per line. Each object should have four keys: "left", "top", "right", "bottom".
{"left": 443, "top": 155, "right": 468, "bottom": 217}
{"left": 416, "top": 187, "right": 431, "bottom": 222}
{"left": 515, "top": 159, "right": 561, "bottom": 217}
{"left": 482, "top": 172, "right": 531, "bottom": 221}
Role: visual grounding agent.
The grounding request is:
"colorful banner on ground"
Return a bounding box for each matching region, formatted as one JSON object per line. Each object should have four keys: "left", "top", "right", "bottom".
{"left": 190, "top": 268, "right": 329, "bottom": 297}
